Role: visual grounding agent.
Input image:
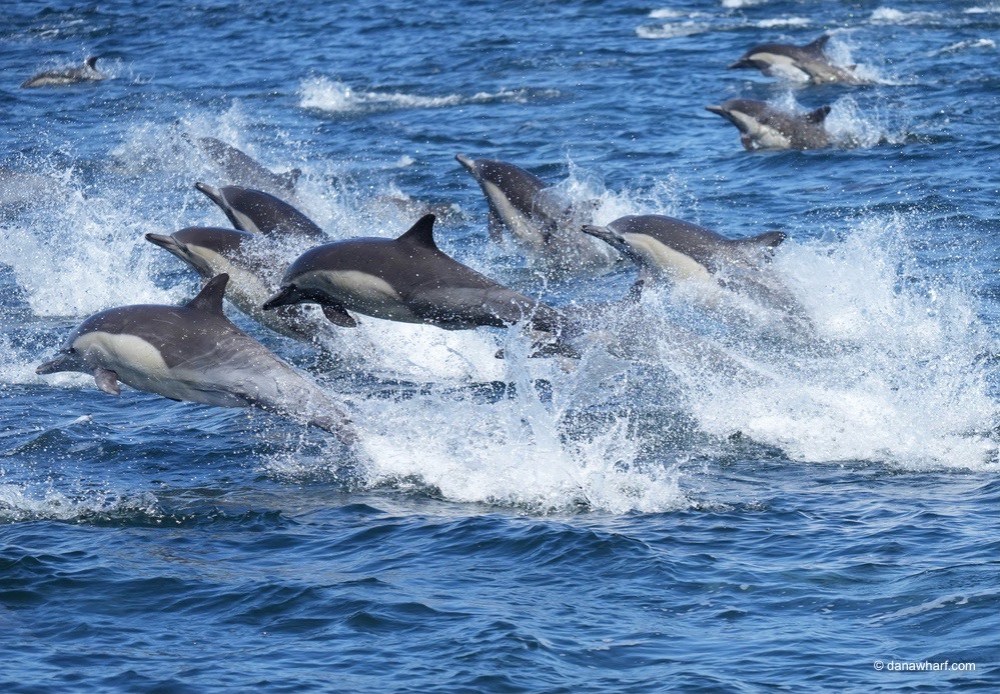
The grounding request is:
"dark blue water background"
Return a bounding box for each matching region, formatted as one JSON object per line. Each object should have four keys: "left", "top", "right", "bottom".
{"left": 1, "top": 0, "right": 999, "bottom": 690}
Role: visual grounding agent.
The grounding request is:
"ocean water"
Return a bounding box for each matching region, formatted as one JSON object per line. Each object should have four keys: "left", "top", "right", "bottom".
{"left": 1, "top": 0, "right": 999, "bottom": 690}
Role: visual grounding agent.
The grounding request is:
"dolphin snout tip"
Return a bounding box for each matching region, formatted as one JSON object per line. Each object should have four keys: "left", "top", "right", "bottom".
{"left": 705, "top": 105, "right": 725, "bottom": 115}
{"left": 145, "top": 232, "right": 175, "bottom": 248}
{"left": 455, "top": 154, "right": 474, "bottom": 171}
{"left": 262, "top": 286, "right": 296, "bottom": 311}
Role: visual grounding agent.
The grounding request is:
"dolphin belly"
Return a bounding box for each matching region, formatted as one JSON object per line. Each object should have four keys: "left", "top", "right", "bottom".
{"left": 754, "top": 53, "right": 812, "bottom": 82}
{"left": 622, "top": 233, "right": 715, "bottom": 285}
{"left": 299, "top": 269, "right": 421, "bottom": 322}
{"left": 481, "top": 181, "right": 546, "bottom": 249}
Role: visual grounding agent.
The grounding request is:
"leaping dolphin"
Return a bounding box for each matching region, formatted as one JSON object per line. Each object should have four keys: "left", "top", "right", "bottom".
{"left": 145, "top": 227, "right": 337, "bottom": 345}
{"left": 729, "top": 35, "right": 865, "bottom": 85}
{"left": 195, "top": 183, "right": 326, "bottom": 241}
{"left": 35, "top": 274, "right": 354, "bottom": 444}
{"left": 21, "top": 56, "right": 106, "bottom": 88}
{"left": 581, "top": 215, "right": 811, "bottom": 330}
{"left": 194, "top": 137, "right": 301, "bottom": 196}
{"left": 262, "top": 214, "right": 573, "bottom": 347}
{"left": 706, "top": 99, "right": 831, "bottom": 150}
{"left": 455, "top": 154, "right": 617, "bottom": 274}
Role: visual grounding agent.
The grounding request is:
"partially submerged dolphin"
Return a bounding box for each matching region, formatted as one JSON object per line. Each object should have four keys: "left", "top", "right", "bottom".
{"left": 729, "top": 35, "right": 865, "bottom": 85}
{"left": 262, "top": 214, "right": 570, "bottom": 339}
{"left": 706, "top": 99, "right": 831, "bottom": 150}
{"left": 581, "top": 215, "right": 810, "bottom": 329}
{"left": 21, "top": 56, "right": 106, "bottom": 88}
{"left": 36, "top": 274, "right": 354, "bottom": 444}
{"left": 195, "top": 183, "right": 326, "bottom": 241}
{"left": 455, "top": 154, "right": 617, "bottom": 274}
{"left": 195, "top": 137, "right": 301, "bottom": 196}
{"left": 145, "top": 227, "right": 337, "bottom": 345}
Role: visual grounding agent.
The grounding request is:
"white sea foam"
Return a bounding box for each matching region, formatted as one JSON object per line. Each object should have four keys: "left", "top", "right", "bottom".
{"left": 869, "top": 7, "right": 941, "bottom": 25}
{"left": 654, "top": 215, "right": 999, "bottom": 471}
{"left": 0, "top": 483, "right": 160, "bottom": 522}
{"left": 721, "top": 0, "right": 769, "bottom": 8}
{"left": 754, "top": 17, "right": 811, "bottom": 29}
{"left": 934, "top": 38, "right": 996, "bottom": 56}
{"left": 299, "top": 77, "right": 552, "bottom": 114}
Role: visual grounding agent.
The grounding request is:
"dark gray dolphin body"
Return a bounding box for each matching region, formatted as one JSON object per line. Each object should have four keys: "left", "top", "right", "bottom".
{"left": 263, "top": 214, "right": 570, "bottom": 339}
{"left": 195, "top": 138, "right": 301, "bottom": 196}
{"left": 22, "top": 56, "right": 106, "bottom": 88}
{"left": 145, "top": 227, "right": 336, "bottom": 345}
{"left": 706, "top": 99, "right": 831, "bottom": 150}
{"left": 729, "top": 35, "right": 865, "bottom": 85}
{"left": 455, "top": 154, "right": 617, "bottom": 274}
{"left": 581, "top": 215, "right": 811, "bottom": 329}
{"left": 195, "top": 183, "right": 326, "bottom": 241}
{"left": 35, "top": 274, "right": 354, "bottom": 444}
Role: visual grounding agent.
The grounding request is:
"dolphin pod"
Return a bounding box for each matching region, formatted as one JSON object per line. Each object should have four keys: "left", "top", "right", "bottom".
{"left": 36, "top": 274, "right": 355, "bottom": 445}
{"left": 706, "top": 99, "right": 832, "bottom": 151}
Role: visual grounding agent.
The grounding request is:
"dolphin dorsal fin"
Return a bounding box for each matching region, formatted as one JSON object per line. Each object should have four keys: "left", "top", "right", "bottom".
{"left": 397, "top": 214, "right": 438, "bottom": 250}
{"left": 86, "top": 56, "right": 99, "bottom": 69}
{"left": 804, "top": 34, "right": 830, "bottom": 54}
{"left": 806, "top": 105, "right": 832, "bottom": 124}
{"left": 735, "top": 231, "right": 787, "bottom": 253}
{"left": 187, "top": 274, "right": 229, "bottom": 314}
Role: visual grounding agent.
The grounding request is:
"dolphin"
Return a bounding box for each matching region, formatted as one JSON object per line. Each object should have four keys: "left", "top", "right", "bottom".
{"left": 21, "top": 56, "right": 106, "bottom": 88}
{"left": 455, "top": 154, "right": 617, "bottom": 274}
{"left": 195, "top": 183, "right": 326, "bottom": 241}
{"left": 35, "top": 274, "right": 354, "bottom": 444}
{"left": 706, "top": 99, "right": 831, "bottom": 150}
{"left": 729, "top": 35, "right": 865, "bottom": 85}
{"left": 581, "top": 215, "right": 811, "bottom": 329}
{"left": 195, "top": 137, "right": 301, "bottom": 196}
{"left": 262, "top": 214, "right": 572, "bottom": 342}
{"left": 145, "top": 227, "right": 337, "bottom": 345}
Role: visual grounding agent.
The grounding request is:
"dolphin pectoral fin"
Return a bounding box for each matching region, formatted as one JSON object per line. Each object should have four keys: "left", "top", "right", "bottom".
{"left": 322, "top": 304, "right": 357, "bottom": 328}
{"left": 94, "top": 368, "right": 120, "bottom": 396}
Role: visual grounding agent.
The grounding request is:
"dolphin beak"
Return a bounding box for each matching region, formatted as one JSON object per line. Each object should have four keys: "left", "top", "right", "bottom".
{"left": 36, "top": 354, "right": 70, "bottom": 375}
{"left": 262, "top": 285, "right": 301, "bottom": 311}
{"left": 705, "top": 105, "right": 726, "bottom": 116}
{"left": 145, "top": 233, "right": 180, "bottom": 251}
{"left": 728, "top": 59, "right": 751, "bottom": 69}
{"left": 455, "top": 154, "right": 476, "bottom": 173}
{"left": 195, "top": 182, "right": 225, "bottom": 207}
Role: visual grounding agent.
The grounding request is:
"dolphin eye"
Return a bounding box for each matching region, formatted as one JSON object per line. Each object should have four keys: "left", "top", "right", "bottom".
{"left": 67, "top": 347, "right": 76, "bottom": 354}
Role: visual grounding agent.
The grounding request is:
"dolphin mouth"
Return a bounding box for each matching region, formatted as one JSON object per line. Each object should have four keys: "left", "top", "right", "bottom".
{"left": 262, "top": 285, "right": 301, "bottom": 311}
{"left": 145, "top": 233, "right": 180, "bottom": 251}
{"left": 36, "top": 354, "right": 69, "bottom": 375}
{"left": 195, "top": 182, "right": 225, "bottom": 207}
{"left": 455, "top": 154, "right": 476, "bottom": 173}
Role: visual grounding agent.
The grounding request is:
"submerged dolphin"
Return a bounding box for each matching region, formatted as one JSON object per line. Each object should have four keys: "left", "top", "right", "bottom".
{"left": 581, "top": 215, "right": 810, "bottom": 329}
{"left": 263, "top": 214, "right": 570, "bottom": 340}
{"left": 455, "top": 154, "right": 617, "bottom": 274}
{"left": 706, "top": 99, "right": 831, "bottom": 150}
{"left": 35, "top": 274, "right": 354, "bottom": 443}
{"left": 195, "top": 183, "right": 325, "bottom": 241}
{"left": 729, "top": 35, "right": 864, "bottom": 85}
{"left": 195, "top": 137, "right": 301, "bottom": 196}
{"left": 145, "top": 227, "right": 336, "bottom": 345}
{"left": 21, "top": 56, "right": 106, "bottom": 88}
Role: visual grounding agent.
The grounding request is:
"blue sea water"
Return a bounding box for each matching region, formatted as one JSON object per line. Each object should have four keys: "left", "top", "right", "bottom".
{"left": 1, "top": 0, "right": 999, "bottom": 690}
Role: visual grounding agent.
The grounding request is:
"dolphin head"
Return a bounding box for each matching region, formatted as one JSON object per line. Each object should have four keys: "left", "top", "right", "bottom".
{"left": 262, "top": 283, "right": 311, "bottom": 311}
{"left": 147, "top": 227, "right": 253, "bottom": 278}
{"left": 706, "top": 100, "right": 766, "bottom": 134}
{"left": 36, "top": 336, "right": 89, "bottom": 376}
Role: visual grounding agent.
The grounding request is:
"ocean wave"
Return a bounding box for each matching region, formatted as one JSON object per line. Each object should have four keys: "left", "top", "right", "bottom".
{"left": 869, "top": 7, "right": 943, "bottom": 25}
{"left": 934, "top": 38, "right": 996, "bottom": 55}
{"left": 298, "top": 77, "right": 555, "bottom": 114}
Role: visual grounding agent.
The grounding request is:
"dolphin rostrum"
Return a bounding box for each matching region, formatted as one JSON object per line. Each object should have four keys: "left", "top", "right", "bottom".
{"left": 195, "top": 183, "right": 326, "bottom": 241}
{"left": 262, "top": 214, "right": 572, "bottom": 344}
{"left": 729, "top": 35, "right": 865, "bottom": 85}
{"left": 455, "top": 154, "right": 617, "bottom": 274}
{"left": 36, "top": 274, "right": 354, "bottom": 444}
{"left": 145, "top": 227, "right": 337, "bottom": 345}
{"left": 21, "top": 56, "right": 106, "bottom": 88}
{"left": 706, "top": 99, "right": 831, "bottom": 150}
